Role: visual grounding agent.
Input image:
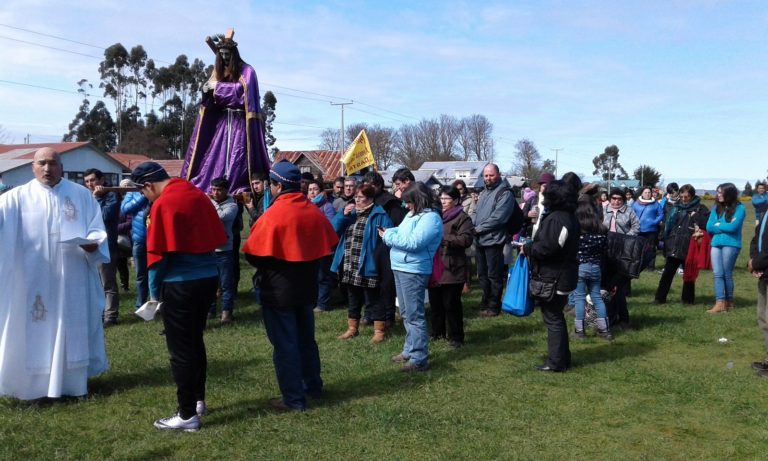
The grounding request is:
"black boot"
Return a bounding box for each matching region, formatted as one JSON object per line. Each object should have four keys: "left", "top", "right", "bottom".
{"left": 596, "top": 318, "right": 613, "bottom": 341}
{"left": 681, "top": 282, "right": 695, "bottom": 305}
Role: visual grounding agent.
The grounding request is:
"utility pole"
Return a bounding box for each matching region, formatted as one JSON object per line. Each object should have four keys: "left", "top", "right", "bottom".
{"left": 331, "top": 101, "right": 353, "bottom": 175}
{"left": 550, "top": 148, "right": 563, "bottom": 177}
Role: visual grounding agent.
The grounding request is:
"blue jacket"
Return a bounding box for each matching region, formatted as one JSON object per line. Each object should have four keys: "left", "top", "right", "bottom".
{"left": 120, "top": 191, "right": 148, "bottom": 243}
{"left": 631, "top": 200, "right": 664, "bottom": 233}
{"left": 331, "top": 205, "right": 393, "bottom": 277}
{"left": 97, "top": 191, "right": 119, "bottom": 252}
{"left": 383, "top": 210, "right": 443, "bottom": 274}
{"left": 753, "top": 192, "right": 768, "bottom": 222}
{"left": 706, "top": 202, "right": 745, "bottom": 248}
{"left": 313, "top": 195, "right": 336, "bottom": 222}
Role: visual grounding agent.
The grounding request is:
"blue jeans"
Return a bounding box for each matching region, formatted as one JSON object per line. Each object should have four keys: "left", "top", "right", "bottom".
{"left": 211, "top": 251, "right": 236, "bottom": 313}
{"left": 573, "top": 262, "right": 608, "bottom": 320}
{"left": 711, "top": 245, "right": 740, "bottom": 301}
{"left": 133, "top": 240, "right": 148, "bottom": 308}
{"left": 394, "top": 271, "right": 430, "bottom": 367}
{"left": 262, "top": 304, "right": 323, "bottom": 410}
{"left": 316, "top": 255, "right": 333, "bottom": 311}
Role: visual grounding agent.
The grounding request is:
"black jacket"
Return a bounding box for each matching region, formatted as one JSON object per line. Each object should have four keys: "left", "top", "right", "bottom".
{"left": 375, "top": 191, "right": 406, "bottom": 226}
{"left": 664, "top": 201, "right": 709, "bottom": 261}
{"left": 524, "top": 209, "right": 580, "bottom": 293}
{"left": 750, "top": 214, "right": 768, "bottom": 276}
{"left": 246, "top": 255, "right": 319, "bottom": 309}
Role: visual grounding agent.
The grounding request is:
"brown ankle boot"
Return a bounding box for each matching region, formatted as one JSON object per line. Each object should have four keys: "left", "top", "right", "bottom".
{"left": 337, "top": 319, "right": 360, "bottom": 340}
{"left": 724, "top": 300, "right": 734, "bottom": 310}
{"left": 371, "top": 321, "right": 387, "bottom": 343}
{"left": 707, "top": 300, "right": 727, "bottom": 314}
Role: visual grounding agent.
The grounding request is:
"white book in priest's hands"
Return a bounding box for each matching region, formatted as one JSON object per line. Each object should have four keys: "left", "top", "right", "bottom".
{"left": 59, "top": 237, "right": 100, "bottom": 246}
{"left": 135, "top": 300, "right": 162, "bottom": 321}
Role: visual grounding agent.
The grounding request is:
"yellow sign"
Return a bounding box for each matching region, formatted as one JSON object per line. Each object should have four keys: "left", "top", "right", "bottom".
{"left": 341, "top": 130, "right": 375, "bottom": 174}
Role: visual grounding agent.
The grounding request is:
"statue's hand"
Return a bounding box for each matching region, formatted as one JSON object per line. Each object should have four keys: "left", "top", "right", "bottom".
{"left": 202, "top": 81, "right": 217, "bottom": 93}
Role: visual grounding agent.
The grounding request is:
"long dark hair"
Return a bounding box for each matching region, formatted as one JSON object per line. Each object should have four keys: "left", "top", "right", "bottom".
{"left": 543, "top": 180, "right": 577, "bottom": 212}
{"left": 576, "top": 195, "right": 606, "bottom": 234}
{"left": 715, "top": 182, "right": 740, "bottom": 221}
{"left": 402, "top": 182, "right": 438, "bottom": 215}
{"left": 215, "top": 46, "right": 243, "bottom": 82}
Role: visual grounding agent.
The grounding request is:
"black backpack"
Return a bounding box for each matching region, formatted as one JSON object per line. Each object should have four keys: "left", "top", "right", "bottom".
{"left": 494, "top": 187, "right": 524, "bottom": 237}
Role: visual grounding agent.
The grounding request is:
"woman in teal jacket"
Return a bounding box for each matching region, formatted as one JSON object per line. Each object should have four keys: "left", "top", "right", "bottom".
{"left": 331, "top": 184, "right": 394, "bottom": 341}
{"left": 381, "top": 182, "right": 443, "bottom": 372}
{"left": 706, "top": 182, "right": 745, "bottom": 313}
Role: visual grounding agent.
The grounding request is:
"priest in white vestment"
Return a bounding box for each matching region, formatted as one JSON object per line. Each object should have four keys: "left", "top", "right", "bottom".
{"left": 0, "top": 147, "right": 109, "bottom": 399}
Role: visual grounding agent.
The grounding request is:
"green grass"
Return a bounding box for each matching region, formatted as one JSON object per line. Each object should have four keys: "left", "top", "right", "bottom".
{"left": 2, "top": 202, "right": 768, "bottom": 460}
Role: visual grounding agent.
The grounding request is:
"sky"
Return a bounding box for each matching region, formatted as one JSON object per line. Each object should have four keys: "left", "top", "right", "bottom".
{"left": 1, "top": 0, "right": 767, "bottom": 190}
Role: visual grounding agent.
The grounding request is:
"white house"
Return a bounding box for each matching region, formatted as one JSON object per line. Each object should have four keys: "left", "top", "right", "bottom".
{"left": 417, "top": 160, "right": 526, "bottom": 189}
{"left": 0, "top": 142, "right": 128, "bottom": 187}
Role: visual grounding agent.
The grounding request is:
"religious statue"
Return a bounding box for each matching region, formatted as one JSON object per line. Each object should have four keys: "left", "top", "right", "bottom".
{"left": 181, "top": 28, "right": 271, "bottom": 194}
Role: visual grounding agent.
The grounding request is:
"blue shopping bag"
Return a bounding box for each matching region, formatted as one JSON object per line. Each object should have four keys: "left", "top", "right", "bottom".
{"left": 501, "top": 253, "right": 534, "bottom": 317}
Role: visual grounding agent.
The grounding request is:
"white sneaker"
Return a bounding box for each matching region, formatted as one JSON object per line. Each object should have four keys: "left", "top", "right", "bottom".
{"left": 153, "top": 413, "right": 201, "bottom": 432}
{"left": 196, "top": 400, "right": 206, "bottom": 417}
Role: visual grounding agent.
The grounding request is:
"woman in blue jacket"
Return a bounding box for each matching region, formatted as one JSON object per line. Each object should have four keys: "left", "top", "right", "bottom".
{"left": 332, "top": 184, "right": 393, "bottom": 342}
{"left": 632, "top": 186, "right": 664, "bottom": 270}
{"left": 381, "top": 182, "right": 443, "bottom": 372}
{"left": 706, "top": 182, "right": 745, "bottom": 313}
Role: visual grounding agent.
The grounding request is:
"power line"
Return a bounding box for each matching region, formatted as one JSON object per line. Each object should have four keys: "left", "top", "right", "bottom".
{"left": 0, "top": 23, "right": 105, "bottom": 49}
{"left": 0, "top": 79, "right": 80, "bottom": 95}
{"left": 273, "top": 121, "right": 327, "bottom": 130}
{"left": 261, "top": 82, "right": 350, "bottom": 103}
{"left": 0, "top": 35, "right": 103, "bottom": 59}
{"left": 347, "top": 105, "right": 408, "bottom": 124}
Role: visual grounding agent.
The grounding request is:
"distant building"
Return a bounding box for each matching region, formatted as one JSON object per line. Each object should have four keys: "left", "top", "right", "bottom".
{"left": 108, "top": 153, "right": 185, "bottom": 179}
{"left": 0, "top": 142, "right": 128, "bottom": 186}
{"left": 593, "top": 179, "right": 641, "bottom": 191}
{"left": 416, "top": 160, "right": 524, "bottom": 189}
{"left": 379, "top": 170, "right": 442, "bottom": 189}
{"left": 273, "top": 150, "right": 342, "bottom": 183}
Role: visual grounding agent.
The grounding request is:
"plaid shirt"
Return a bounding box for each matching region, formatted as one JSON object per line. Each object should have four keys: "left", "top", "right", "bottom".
{"left": 341, "top": 206, "right": 378, "bottom": 288}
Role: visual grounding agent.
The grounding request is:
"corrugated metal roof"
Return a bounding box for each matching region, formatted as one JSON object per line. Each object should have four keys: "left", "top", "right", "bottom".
{"left": 155, "top": 160, "right": 184, "bottom": 178}
{"left": 107, "top": 153, "right": 152, "bottom": 169}
{"left": 0, "top": 142, "right": 130, "bottom": 175}
{"left": 273, "top": 150, "right": 342, "bottom": 179}
{"left": 0, "top": 142, "right": 89, "bottom": 156}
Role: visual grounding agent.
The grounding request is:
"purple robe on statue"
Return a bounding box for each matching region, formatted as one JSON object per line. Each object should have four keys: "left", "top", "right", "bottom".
{"left": 181, "top": 63, "right": 271, "bottom": 194}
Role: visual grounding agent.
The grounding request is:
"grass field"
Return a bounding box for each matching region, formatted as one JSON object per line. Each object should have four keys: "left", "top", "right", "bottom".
{"left": 2, "top": 202, "right": 768, "bottom": 460}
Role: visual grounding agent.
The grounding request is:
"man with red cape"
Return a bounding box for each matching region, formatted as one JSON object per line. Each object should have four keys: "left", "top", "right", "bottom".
{"left": 243, "top": 161, "right": 338, "bottom": 411}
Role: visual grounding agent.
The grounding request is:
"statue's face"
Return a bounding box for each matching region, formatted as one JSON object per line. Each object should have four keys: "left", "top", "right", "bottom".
{"left": 219, "top": 48, "right": 232, "bottom": 63}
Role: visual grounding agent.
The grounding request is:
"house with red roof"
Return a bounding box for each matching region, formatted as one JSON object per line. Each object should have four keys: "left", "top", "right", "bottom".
{"left": 0, "top": 142, "right": 129, "bottom": 187}
{"left": 107, "top": 153, "right": 185, "bottom": 178}
{"left": 273, "top": 150, "right": 342, "bottom": 183}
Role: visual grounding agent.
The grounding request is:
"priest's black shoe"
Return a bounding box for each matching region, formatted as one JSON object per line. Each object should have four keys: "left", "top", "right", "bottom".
{"left": 534, "top": 364, "right": 567, "bottom": 373}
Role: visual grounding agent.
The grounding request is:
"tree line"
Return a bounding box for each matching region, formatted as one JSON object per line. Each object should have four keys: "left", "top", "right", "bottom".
{"left": 318, "top": 114, "right": 495, "bottom": 171}
{"left": 62, "top": 43, "right": 277, "bottom": 159}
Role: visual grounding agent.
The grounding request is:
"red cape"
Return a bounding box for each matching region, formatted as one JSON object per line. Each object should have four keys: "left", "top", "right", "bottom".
{"left": 242, "top": 192, "right": 338, "bottom": 261}
{"left": 147, "top": 178, "right": 227, "bottom": 267}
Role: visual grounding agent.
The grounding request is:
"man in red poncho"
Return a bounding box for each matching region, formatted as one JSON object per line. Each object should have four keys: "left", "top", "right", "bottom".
{"left": 243, "top": 160, "right": 338, "bottom": 411}
{"left": 130, "top": 162, "right": 227, "bottom": 432}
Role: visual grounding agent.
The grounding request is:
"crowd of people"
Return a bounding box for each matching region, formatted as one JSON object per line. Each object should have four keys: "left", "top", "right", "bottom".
{"left": 4, "top": 150, "right": 768, "bottom": 433}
